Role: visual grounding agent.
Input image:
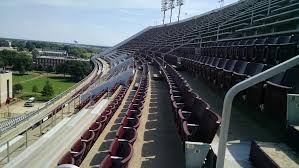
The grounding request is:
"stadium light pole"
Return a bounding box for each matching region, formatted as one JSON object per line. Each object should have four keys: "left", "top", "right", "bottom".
{"left": 168, "top": 0, "right": 175, "bottom": 23}
{"left": 177, "top": 0, "right": 184, "bottom": 22}
{"left": 161, "top": 0, "right": 168, "bottom": 25}
{"left": 218, "top": 0, "right": 224, "bottom": 8}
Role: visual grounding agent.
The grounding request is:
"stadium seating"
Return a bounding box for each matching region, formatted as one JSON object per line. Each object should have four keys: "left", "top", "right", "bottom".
{"left": 58, "top": 83, "right": 130, "bottom": 166}
{"left": 81, "top": 130, "right": 95, "bottom": 154}
{"left": 116, "top": 126, "right": 137, "bottom": 144}
{"left": 57, "top": 152, "right": 75, "bottom": 165}
{"left": 152, "top": 57, "right": 221, "bottom": 146}
{"left": 70, "top": 139, "right": 86, "bottom": 166}
{"left": 99, "top": 61, "right": 149, "bottom": 167}
{"left": 108, "top": 138, "right": 133, "bottom": 167}
{"left": 56, "top": 0, "right": 299, "bottom": 167}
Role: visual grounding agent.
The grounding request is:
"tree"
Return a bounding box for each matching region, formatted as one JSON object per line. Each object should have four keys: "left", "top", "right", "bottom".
{"left": 32, "top": 85, "right": 38, "bottom": 96}
{"left": 18, "top": 65, "right": 26, "bottom": 74}
{"left": 13, "top": 84, "right": 23, "bottom": 94}
{"left": 0, "top": 50, "right": 32, "bottom": 73}
{"left": 42, "top": 80, "right": 54, "bottom": 98}
{"left": 32, "top": 49, "right": 39, "bottom": 59}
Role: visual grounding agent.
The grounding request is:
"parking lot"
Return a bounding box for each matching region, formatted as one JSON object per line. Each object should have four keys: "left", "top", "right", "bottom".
{"left": 0, "top": 100, "right": 45, "bottom": 121}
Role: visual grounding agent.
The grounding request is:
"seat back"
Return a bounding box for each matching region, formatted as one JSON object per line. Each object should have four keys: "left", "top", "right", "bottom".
{"left": 109, "top": 138, "right": 120, "bottom": 156}
{"left": 100, "top": 155, "right": 113, "bottom": 168}
{"left": 71, "top": 139, "right": 85, "bottom": 153}
{"left": 58, "top": 152, "right": 75, "bottom": 165}
{"left": 211, "top": 57, "right": 220, "bottom": 66}
{"left": 81, "top": 130, "right": 95, "bottom": 142}
{"left": 197, "top": 109, "right": 221, "bottom": 143}
{"left": 282, "top": 68, "right": 299, "bottom": 92}
{"left": 244, "top": 62, "right": 265, "bottom": 76}
{"left": 233, "top": 61, "right": 248, "bottom": 74}
{"left": 216, "top": 58, "right": 227, "bottom": 69}
{"left": 189, "top": 98, "right": 210, "bottom": 124}
{"left": 223, "top": 59, "right": 237, "bottom": 71}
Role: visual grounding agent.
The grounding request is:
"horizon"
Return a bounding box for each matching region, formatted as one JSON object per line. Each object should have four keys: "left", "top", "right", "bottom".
{"left": 0, "top": 0, "right": 237, "bottom": 46}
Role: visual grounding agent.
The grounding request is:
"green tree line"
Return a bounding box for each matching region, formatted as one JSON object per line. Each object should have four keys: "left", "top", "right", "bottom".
{"left": 0, "top": 50, "right": 32, "bottom": 74}
{"left": 55, "top": 60, "right": 92, "bottom": 81}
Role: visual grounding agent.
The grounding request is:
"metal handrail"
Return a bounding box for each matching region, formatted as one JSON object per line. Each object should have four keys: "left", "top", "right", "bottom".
{"left": 216, "top": 55, "right": 299, "bottom": 168}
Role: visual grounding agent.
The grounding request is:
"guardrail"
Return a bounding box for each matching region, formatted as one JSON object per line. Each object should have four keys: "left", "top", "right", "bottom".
{"left": 0, "top": 56, "right": 100, "bottom": 136}
{"left": 216, "top": 55, "right": 299, "bottom": 168}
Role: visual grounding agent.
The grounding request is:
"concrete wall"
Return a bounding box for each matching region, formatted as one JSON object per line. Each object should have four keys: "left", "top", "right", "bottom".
{"left": 0, "top": 72, "right": 13, "bottom": 105}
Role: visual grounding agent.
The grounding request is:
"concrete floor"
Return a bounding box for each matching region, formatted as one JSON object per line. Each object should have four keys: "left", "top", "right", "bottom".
{"left": 133, "top": 65, "right": 185, "bottom": 168}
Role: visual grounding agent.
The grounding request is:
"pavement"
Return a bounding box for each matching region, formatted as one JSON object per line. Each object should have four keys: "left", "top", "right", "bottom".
{"left": 0, "top": 101, "right": 44, "bottom": 121}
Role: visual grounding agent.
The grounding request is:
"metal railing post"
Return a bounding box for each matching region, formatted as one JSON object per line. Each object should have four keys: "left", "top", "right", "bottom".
{"left": 216, "top": 55, "right": 299, "bottom": 168}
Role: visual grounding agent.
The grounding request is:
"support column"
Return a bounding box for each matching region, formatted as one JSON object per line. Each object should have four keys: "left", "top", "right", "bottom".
{"left": 51, "top": 113, "right": 54, "bottom": 127}
{"left": 25, "top": 130, "right": 28, "bottom": 148}
{"left": 54, "top": 111, "right": 57, "bottom": 125}
{"left": 40, "top": 121, "right": 42, "bottom": 136}
{"left": 68, "top": 102, "right": 71, "bottom": 113}
{"left": 61, "top": 106, "right": 64, "bottom": 119}
{"left": 7, "top": 141, "right": 9, "bottom": 162}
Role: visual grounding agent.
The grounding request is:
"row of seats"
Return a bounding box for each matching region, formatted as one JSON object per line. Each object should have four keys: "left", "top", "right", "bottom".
{"left": 181, "top": 55, "right": 299, "bottom": 126}
{"left": 195, "top": 35, "right": 298, "bottom": 65}
{"left": 200, "top": 35, "right": 299, "bottom": 65}
{"left": 58, "top": 84, "right": 129, "bottom": 166}
{"left": 100, "top": 62, "right": 149, "bottom": 168}
{"left": 154, "top": 57, "right": 221, "bottom": 144}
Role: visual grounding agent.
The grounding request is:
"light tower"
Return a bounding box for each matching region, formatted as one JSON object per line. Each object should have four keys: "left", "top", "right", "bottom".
{"left": 219, "top": 0, "right": 224, "bottom": 8}
{"left": 176, "top": 0, "right": 184, "bottom": 22}
{"left": 168, "top": 0, "right": 175, "bottom": 23}
{"left": 161, "top": 0, "right": 168, "bottom": 24}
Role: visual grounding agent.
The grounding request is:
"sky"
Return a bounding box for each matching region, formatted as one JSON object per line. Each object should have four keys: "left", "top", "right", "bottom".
{"left": 0, "top": 0, "right": 238, "bottom": 46}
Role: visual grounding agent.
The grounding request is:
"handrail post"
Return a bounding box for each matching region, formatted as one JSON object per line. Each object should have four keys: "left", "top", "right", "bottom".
{"left": 216, "top": 55, "right": 299, "bottom": 168}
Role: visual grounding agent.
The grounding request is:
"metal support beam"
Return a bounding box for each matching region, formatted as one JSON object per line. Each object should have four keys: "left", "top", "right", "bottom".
{"left": 61, "top": 106, "right": 64, "bottom": 119}
{"left": 39, "top": 121, "right": 42, "bottom": 136}
{"left": 216, "top": 55, "right": 299, "bottom": 168}
{"left": 25, "top": 130, "right": 28, "bottom": 148}
{"left": 51, "top": 113, "right": 54, "bottom": 127}
{"left": 7, "top": 141, "right": 9, "bottom": 162}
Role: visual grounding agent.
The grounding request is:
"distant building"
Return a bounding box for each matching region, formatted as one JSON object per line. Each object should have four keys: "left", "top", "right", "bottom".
{"left": 37, "top": 49, "right": 67, "bottom": 57}
{"left": 0, "top": 47, "right": 16, "bottom": 51}
{"left": 34, "top": 56, "right": 89, "bottom": 69}
{"left": 34, "top": 49, "right": 89, "bottom": 69}
{"left": 0, "top": 71, "right": 12, "bottom": 106}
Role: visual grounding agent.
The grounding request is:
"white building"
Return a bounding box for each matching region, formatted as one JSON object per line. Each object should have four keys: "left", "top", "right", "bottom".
{"left": 0, "top": 71, "right": 12, "bottom": 106}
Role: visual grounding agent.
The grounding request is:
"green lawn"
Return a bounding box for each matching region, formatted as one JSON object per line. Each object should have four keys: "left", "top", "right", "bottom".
{"left": 13, "top": 73, "right": 42, "bottom": 84}
{"left": 13, "top": 73, "right": 76, "bottom": 101}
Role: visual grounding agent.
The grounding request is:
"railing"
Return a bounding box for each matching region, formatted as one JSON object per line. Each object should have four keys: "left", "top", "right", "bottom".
{"left": 0, "top": 56, "right": 100, "bottom": 135}
{"left": 216, "top": 55, "right": 299, "bottom": 168}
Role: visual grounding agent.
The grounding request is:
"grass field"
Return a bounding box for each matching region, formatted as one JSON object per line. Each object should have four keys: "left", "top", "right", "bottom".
{"left": 13, "top": 73, "right": 76, "bottom": 101}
